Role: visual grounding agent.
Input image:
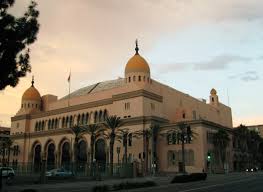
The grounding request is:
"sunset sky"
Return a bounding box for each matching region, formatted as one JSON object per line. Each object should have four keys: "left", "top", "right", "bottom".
{"left": 0, "top": 0, "right": 262, "bottom": 127}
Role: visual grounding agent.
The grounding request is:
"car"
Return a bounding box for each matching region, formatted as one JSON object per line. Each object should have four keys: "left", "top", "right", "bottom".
{"left": 245, "top": 167, "right": 258, "bottom": 172}
{"left": 0, "top": 167, "right": 15, "bottom": 178}
{"left": 45, "top": 168, "right": 74, "bottom": 177}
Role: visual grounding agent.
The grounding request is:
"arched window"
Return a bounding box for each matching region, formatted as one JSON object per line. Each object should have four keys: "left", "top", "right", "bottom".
{"left": 35, "top": 122, "right": 38, "bottom": 131}
{"left": 128, "top": 134, "right": 132, "bottom": 146}
{"left": 41, "top": 121, "right": 45, "bottom": 130}
{"left": 94, "top": 111, "right": 98, "bottom": 123}
{"left": 85, "top": 113, "right": 89, "bottom": 124}
{"left": 21, "top": 104, "right": 23, "bottom": 108}
{"left": 81, "top": 113, "right": 85, "bottom": 125}
{"left": 66, "top": 116, "right": 69, "bottom": 127}
{"left": 128, "top": 77, "right": 131, "bottom": 82}
{"left": 147, "top": 77, "right": 149, "bottom": 82}
{"left": 138, "top": 76, "right": 141, "bottom": 81}
{"left": 28, "top": 103, "right": 30, "bottom": 108}
{"left": 69, "top": 116, "right": 73, "bottom": 127}
{"left": 55, "top": 119, "right": 58, "bottom": 128}
{"left": 62, "top": 117, "right": 65, "bottom": 128}
{"left": 77, "top": 114, "right": 81, "bottom": 125}
{"left": 182, "top": 112, "right": 186, "bottom": 119}
{"left": 48, "top": 120, "right": 51, "bottom": 130}
{"left": 99, "top": 110, "right": 103, "bottom": 122}
{"left": 103, "top": 110, "right": 108, "bottom": 121}
{"left": 143, "top": 76, "right": 146, "bottom": 82}
{"left": 51, "top": 119, "right": 54, "bottom": 129}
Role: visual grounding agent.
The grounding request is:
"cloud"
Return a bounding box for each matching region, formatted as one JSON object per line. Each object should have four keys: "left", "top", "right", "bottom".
{"left": 229, "top": 71, "right": 260, "bottom": 82}
{"left": 194, "top": 55, "right": 251, "bottom": 70}
{"left": 157, "top": 54, "right": 251, "bottom": 73}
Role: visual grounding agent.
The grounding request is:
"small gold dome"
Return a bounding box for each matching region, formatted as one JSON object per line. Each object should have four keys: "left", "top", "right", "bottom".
{"left": 210, "top": 88, "right": 217, "bottom": 95}
{"left": 22, "top": 77, "right": 41, "bottom": 101}
{"left": 22, "top": 86, "right": 41, "bottom": 101}
{"left": 125, "top": 54, "right": 150, "bottom": 75}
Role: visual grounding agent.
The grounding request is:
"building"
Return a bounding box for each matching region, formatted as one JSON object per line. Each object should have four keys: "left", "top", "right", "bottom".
{"left": 10, "top": 42, "right": 233, "bottom": 174}
{"left": 0, "top": 126, "right": 10, "bottom": 165}
{"left": 247, "top": 125, "right": 263, "bottom": 138}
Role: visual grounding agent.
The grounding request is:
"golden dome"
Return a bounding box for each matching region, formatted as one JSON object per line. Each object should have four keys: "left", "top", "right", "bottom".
{"left": 210, "top": 88, "right": 217, "bottom": 95}
{"left": 22, "top": 78, "right": 41, "bottom": 101}
{"left": 125, "top": 54, "right": 150, "bottom": 75}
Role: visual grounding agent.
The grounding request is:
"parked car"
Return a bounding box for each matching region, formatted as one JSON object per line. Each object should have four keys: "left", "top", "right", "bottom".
{"left": 46, "top": 168, "right": 74, "bottom": 177}
{"left": 0, "top": 167, "right": 15, "bottom": 178}
{"left": 245, "top": 167, "right": 258, "bottom": 172}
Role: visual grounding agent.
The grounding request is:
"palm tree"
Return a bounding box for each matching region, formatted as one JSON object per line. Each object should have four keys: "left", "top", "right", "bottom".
{"left": 5, "top": 138, "right": 13, "bottom": 166}
{"left": 213, "top": 128, "right": 230, "bottom": 171}
{"left": 178, "top": 122, "right": 193, "bottom": 173}
{"left": 69, "top": 125, "right": 87, "bottom": 167}
{"left": 104, "top": 115, "right": 122, "bottom": 176}
{"left": 161, "top": 122, "right": 194, "bottom": 173}
{"left": 150, "top": 124, "right": 160, "bottom": 174}
{"left": 133, "top": 124, "right": 160, "bottom": 175}
{"left": 85, "top": 123, "right": 101, "bottom": 176}
{"left": 115, "top": 129, "right": 129, "bottom": 164}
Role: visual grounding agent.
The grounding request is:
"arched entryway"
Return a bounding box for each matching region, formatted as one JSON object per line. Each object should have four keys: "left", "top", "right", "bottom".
{"left": 33, "top": 144, "right": 41, "bottom": 172}
{"left": 95, "top": 139, "right": 106, "bottom": 164}
{"left": 47, "top": 143, "right": 55, "bottom": 170}
{"left": 78, "top": 140, "right": 87, "bottom": 163}
{"left": 61, "top": 142, "right": 71, "bottom": 169}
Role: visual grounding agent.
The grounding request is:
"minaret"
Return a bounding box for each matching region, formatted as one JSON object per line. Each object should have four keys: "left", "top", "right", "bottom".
{"left": 209, "top": 88, "right": 219, "bottom": 107}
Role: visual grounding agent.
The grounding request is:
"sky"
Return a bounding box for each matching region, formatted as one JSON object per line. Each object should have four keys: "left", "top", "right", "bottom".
{"left": 0, "top": 0, "right": 262, "bottom": 127}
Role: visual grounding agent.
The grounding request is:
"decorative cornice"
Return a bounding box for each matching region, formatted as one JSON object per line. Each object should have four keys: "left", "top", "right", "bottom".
{"left": 11, "top": 89, "right": 163, "bottom": 121}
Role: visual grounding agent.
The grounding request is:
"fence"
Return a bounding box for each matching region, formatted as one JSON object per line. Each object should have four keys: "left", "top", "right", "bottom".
{"left": 1, "top": 162, "right": 136, "bottom": 178}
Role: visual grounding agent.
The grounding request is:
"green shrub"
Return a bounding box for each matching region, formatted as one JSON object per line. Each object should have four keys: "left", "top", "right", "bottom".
{"left": 171, "top": 173, "right": 207, "bottom": 183}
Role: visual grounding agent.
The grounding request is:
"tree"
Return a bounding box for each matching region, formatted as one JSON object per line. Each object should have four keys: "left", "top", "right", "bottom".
{"left": 104, "top": 115, "right": 122, "bottom": 176}
{"left": 69, "top": 125, "right": 87, "bottom": 167}
{"left": 178, "top": 122, "right": 193, "bottom": 173}
{"left": 161, "top": 122, "right": 194, "bottom": 174}
{"left": 133, "top": 123, "right": 160, "bottom": 175}
{"left": 213, "top": 128, "right": 230, "bottom": 171}
{"left": 5, "top": 137, "right": 13, "bottom": 165}
{"left": 85, "top": 123, "right": 100, "bottom": 176}
{"left": 0, "top": 0, "right": 39, "bottom": 90}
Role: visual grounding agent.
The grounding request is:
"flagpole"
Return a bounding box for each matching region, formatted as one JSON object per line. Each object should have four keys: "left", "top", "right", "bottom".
{"left": 68, "top": 69, "right": 71, "bottom": 107}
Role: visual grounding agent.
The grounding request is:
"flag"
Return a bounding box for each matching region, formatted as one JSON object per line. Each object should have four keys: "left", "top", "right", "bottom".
{"left": 67, "top": 71, "right": 71, "bottom": 82}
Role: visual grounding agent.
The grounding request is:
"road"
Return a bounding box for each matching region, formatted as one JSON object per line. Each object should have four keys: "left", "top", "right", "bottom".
{"left": 4, "top": 172, "right": 263, "bottom": 192}
{"left": 130, "top": 172, "right": 263, "bottom": 192}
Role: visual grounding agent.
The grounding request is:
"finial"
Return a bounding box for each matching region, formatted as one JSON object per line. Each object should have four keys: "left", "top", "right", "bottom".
{"left": 135, "top": 39, "right": 139, "bottom": 55}
{"left": 31, "top": 76, "right": 34, "bottom": 87}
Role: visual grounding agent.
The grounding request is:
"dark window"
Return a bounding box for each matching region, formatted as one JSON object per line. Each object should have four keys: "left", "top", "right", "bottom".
{"left": 128, "top": 134, "right": 132, "bottom": 146}
{"left": 138, "top": 76, "right": 141, "bottom": 81}
{"left": 128, "top": 77, "right": 131, "bottom": 82}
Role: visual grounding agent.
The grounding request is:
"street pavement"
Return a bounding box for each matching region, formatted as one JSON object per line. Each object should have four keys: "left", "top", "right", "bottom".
{"left": 2, "top": 172, "right": 263, "bottom": 192}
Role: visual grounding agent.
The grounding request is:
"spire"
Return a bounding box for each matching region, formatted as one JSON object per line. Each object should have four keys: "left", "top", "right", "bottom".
{"left": 135, "top": 39, "right": 139, "bottom": 55}
{"left": 31, "top": 76, "right": 34, "bottom": 87}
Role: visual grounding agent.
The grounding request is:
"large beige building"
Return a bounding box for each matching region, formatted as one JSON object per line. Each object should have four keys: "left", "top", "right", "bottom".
{"left": 10, "top": 43, "right": 233, "bottom": 174}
